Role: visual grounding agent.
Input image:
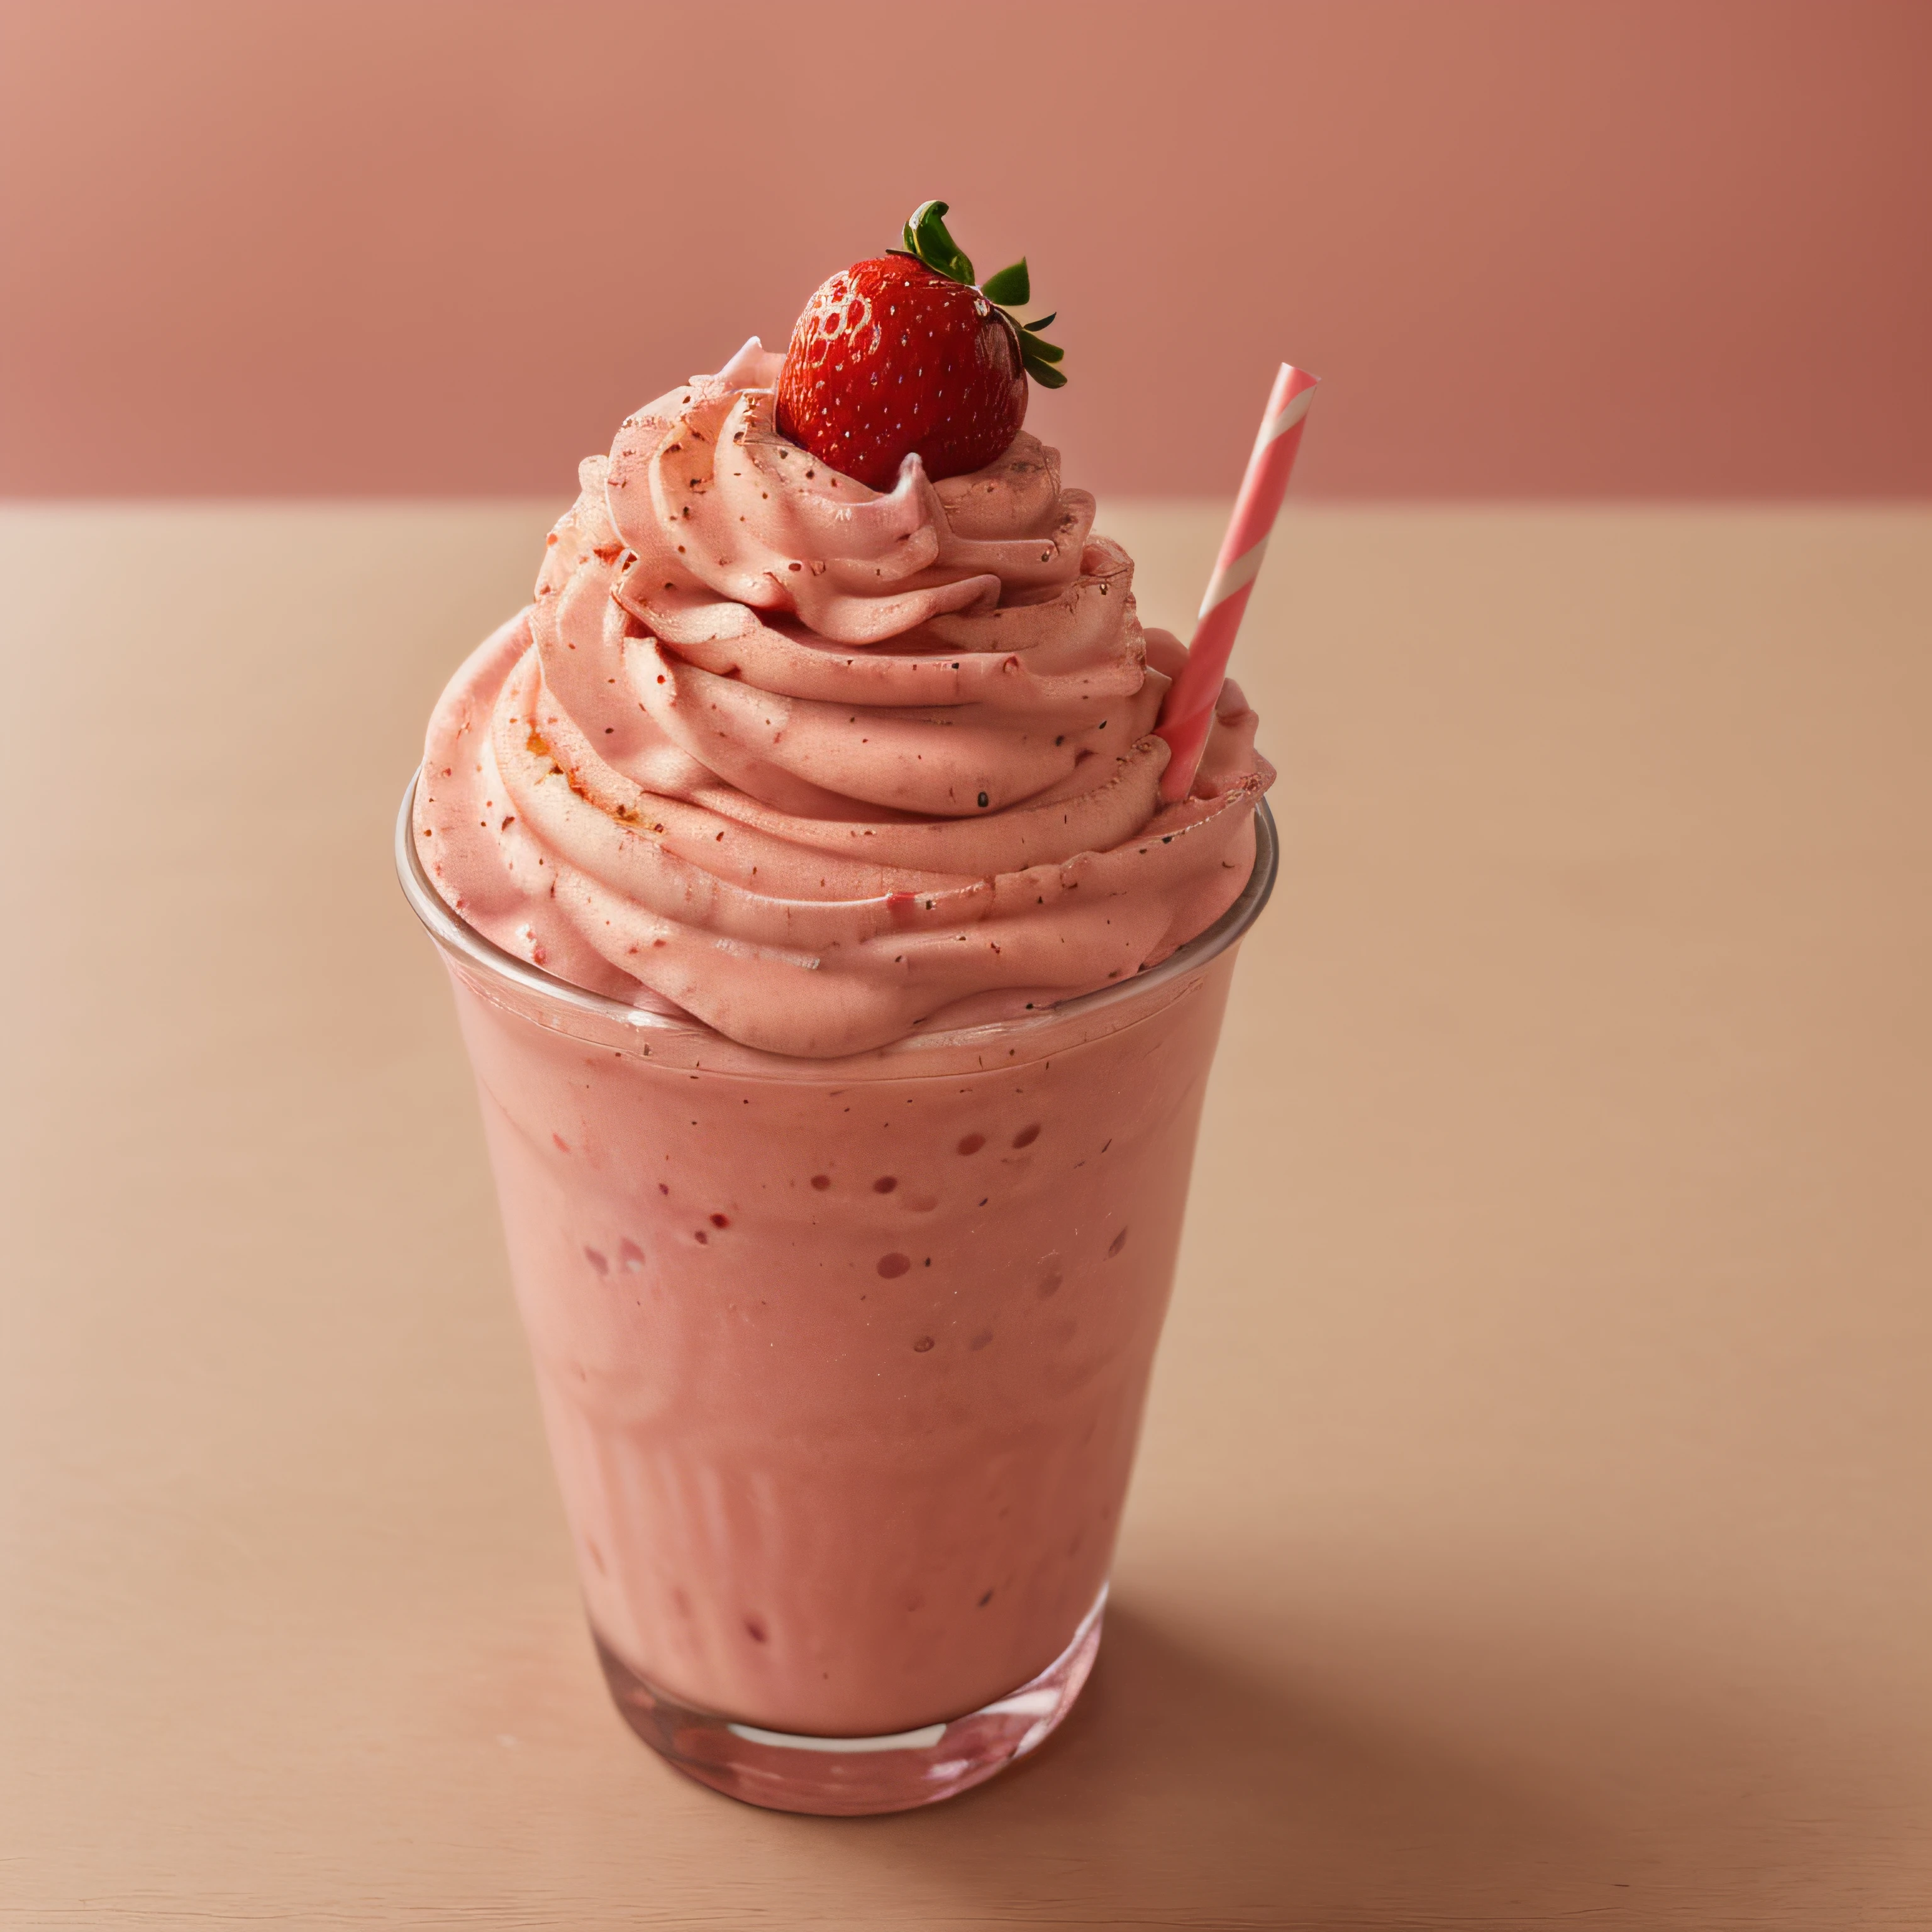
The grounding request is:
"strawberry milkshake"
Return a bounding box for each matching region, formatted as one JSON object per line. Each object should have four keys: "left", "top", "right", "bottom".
{"left": 400, "top": 203, "right": 1277, "bottom": 1813}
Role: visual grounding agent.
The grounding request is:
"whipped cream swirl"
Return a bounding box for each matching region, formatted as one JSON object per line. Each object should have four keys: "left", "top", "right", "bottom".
{"left": 415, "top": 341, "right": 1272, "bottom": 1057}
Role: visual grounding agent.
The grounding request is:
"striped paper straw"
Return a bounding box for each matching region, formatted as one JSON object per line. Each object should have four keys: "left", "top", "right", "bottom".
{"left": 1154, "top": 362, "right": 1318, "bottom": 801}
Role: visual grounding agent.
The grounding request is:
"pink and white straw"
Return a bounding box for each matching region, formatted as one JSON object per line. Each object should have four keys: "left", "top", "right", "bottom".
{"left": 1154, "top": 362, "right": 1318, "bottom": 801}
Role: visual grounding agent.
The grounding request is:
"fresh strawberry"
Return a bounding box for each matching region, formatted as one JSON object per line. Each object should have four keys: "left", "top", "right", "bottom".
{"left": 774, "top": 200, "right": 1067, "bottom": 492}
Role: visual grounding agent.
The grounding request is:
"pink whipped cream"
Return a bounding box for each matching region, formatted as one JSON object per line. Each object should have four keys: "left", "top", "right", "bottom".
{"left": 414, "top": 340, "right": 1273, "bottom": 1058}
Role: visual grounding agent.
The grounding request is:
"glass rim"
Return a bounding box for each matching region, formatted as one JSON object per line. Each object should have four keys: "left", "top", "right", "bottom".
{"left": 394, "top": 771, "right": 1277, "bottom": 1062}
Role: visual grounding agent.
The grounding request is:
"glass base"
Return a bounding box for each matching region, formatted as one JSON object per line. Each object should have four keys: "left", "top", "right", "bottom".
{"left": 593, "top": 1587, "right": 1108, "bottom": 1816}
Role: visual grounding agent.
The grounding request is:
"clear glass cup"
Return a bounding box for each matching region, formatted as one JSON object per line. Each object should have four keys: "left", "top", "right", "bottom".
{"left": 396, "top": 778, "right": 1276, "bottom": 1814}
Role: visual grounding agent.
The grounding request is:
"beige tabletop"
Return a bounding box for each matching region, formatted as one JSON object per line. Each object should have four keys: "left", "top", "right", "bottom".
{"left": 3, "top": 502, "right": 1928, "bottom": 1929}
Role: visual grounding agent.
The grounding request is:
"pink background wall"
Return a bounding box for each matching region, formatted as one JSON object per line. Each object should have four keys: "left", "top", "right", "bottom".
{"left": 3, "top": 0, "right": 1927, "bottom": 500}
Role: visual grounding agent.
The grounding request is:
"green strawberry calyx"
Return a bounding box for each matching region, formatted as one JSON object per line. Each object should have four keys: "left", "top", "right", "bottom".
{"left": 892, "top": 199, "right": 1067, "bottom": 390}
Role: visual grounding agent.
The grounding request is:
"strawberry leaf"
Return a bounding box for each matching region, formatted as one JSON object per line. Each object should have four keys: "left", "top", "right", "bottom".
{"left": 902, "top": 201, "right": 975, "bottom": 286}
{"left": 1020, "top": 335, "right": 1069, "bottom": 387}
{"left": 897, "top": 203, "right": 1067, "bottom": 387}
{"left": 982, "top": 258, "right": 1030, "bottom": 306}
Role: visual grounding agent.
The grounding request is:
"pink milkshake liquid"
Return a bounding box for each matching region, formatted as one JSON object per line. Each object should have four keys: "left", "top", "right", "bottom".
{"left": 399, "top": 787, "right": 1275, "bottom": 1813}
